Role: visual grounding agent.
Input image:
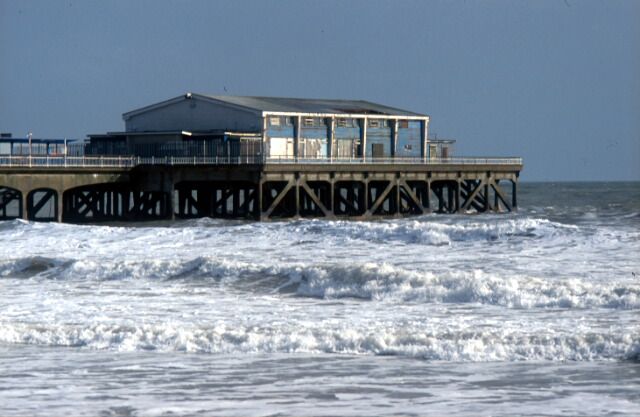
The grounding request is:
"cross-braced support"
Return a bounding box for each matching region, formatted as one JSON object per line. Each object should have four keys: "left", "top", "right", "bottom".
{"left": 175, "top": 181, "right": 258, "bottom": 219}
{"left": 27, "top": 188, "right": 58, "bottom": 222}
{"left": 0, "top": 186, "right": 22, "bottom": 220}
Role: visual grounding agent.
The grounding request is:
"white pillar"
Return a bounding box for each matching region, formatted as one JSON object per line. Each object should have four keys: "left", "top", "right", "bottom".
{"left": 361, "top": 117, "right": 367, "bottom": 161}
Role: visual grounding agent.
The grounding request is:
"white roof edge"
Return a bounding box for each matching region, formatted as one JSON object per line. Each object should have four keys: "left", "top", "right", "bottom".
{"left": 121, "top": 93, "right": 429, "bottom": 120}
{"left": 262, "top": 111, "right": 429, "bottom": 120}
{"left": 122, "top": 93, "right": 262, "bottom": 120}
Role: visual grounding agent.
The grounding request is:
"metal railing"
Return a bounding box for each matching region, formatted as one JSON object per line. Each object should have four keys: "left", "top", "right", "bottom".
{"left": 0, "top": 156, "right": 138, "bottom": 168}
{"left": 265, "top": 156, "right": 523, "bottom": 165}
{"left": 0, "top": 155, "right": 522, "bottom": 168}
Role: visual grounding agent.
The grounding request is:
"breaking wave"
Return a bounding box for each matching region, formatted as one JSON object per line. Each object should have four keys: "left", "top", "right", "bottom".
{"left": 281, "top": 216, "right": 583, "bottom": 246}
{"left": 2, "top": 256, "right": 638, "bottom": 309}
{"left": 1, "top": 321, "right": 638, "bottom": 362}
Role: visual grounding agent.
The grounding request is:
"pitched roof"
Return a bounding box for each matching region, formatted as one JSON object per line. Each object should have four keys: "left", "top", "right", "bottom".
{"left": 123, "top": 93, "right": 428, "bottom": 119}
{"left": 199, "top": 94, "right": 426, "bottom": 117}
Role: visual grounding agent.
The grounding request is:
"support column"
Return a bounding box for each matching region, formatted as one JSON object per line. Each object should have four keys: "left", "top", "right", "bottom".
{"left": 421, "top": 118, "right": 428, "bottom": 162}
{"left": 328, "top": 117, "right": 335, "bottom": 161}
{"left": 456, "top": 177, "right": 462, "bottom": 213}
{"left": 361, "top": 118, "right": 367, "bottom": 161}
{"left": 262, "top": 116, "right": 268, "bottom": 162}
{"left": 57, "top": 188, "right": 64, "bottom": 222}
{"left": 330, "top": 178, "right": 335, "bottom": 215}
{"left": 295, "top": 174, "right": 300, "bottom": 217}
{"left": 258, "top": 177, "right": 264, "bottom": 219}
{"left": 395, "top": 174, "right": 401, "bottom": 216}
{"left": 295, "top": 116, "right": 301, "bottom": 161}
{"left": 512, "top": 180, "right": 518, "bottom": 211}
{"left": 21, "top": 192, "right": 28, "bottom": 220}
{"left": 447, "top": 185, "right": 455, "bottom": 213}
{"left": 484, "top": 182, "right": 490, "bottom": 212}
{"left": 160, "top": 170, "right": 175, "bottom": 220}
{"left": 392, "top": 119, "right": 398, "bottom": 158}
{"left": 363, "top": 178, "right": 369, "bottom": 211}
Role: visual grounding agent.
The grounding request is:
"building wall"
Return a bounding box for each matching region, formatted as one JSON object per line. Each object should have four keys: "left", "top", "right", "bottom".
{"left": 265, "top": 116, "right": 295, "bottom": 158}
{"left": 366, "top": 120, "right": 392, "bottom": 158}
{"left": 333, "top": 118, "right": 361, "bottom": 159}
{"left": 396, "top": 120, "right": 423, "bottom": 158}
{"left": 125, "top": 98, "right": 262, "bottom": 133}
{"left": 299, "top": 117, "right": 329, "bottom": 158}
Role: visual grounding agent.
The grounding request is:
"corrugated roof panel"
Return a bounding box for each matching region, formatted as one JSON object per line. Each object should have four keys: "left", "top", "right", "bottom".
{"left": 200, "top": 95, "right": 426, "bottom": 117}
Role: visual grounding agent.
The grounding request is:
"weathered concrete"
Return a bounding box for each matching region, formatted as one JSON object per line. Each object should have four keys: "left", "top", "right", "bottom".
{"left": 0, "top": 162, "right": 521, "bottom": 223}
{"left": 0, "top": 168, "right": 130, "bottom": 221}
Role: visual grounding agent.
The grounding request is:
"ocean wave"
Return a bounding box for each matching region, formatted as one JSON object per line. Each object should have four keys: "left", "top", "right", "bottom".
{"left": 1, "top": 321, "right": 637, "bottom": 362}
{"left": 286, "top": 263, "right": 640, "bottom": 309}
{"left": 0, "top": 256, "right": 72, "bottom": 278}
{"left": 285, "top": 217, "right": 579, "bottom": 246}
{"left": 0, "top": 216, "right": 585, "bottom": 248}
{"left": 2, "top": 256, "right": 638, "bottom": 309}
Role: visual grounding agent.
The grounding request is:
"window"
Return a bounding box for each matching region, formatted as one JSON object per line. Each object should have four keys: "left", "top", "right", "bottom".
{"left": 337, "top": 118, "right": 356, "bottom": 127}
{"left": 369, "top": 119, "right": 380, "bottom": 128}
{"left": 285, "top": 117, "right": 293, "bottom": 126}
{"left": 381, "top": 119, "right": 389, "bottom": 128}
{"left": 270, "top": 117, "right": 280, "bottom": 126}
{"left": 304, "top": 118, "right": 314, "bottom": 127}
{"left": 399, "top": 120, "right": 409, "bottom": 129}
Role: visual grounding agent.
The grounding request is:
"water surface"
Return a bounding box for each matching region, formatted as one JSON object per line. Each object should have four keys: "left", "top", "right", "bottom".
{"left": 1, "top": 182, "right": 638, "bottom": 416}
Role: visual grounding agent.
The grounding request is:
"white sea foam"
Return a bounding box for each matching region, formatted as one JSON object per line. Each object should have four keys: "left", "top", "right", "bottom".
{"left": 286, "top": 216, "right": 579, "bottom": 245}
{"left": 2, "top": 183, "right": 639, "bottom": 416}
{"left": 1, "top": 320, "right": 637, "bottom": 361}
{"left": 286, "top": 263, "right": 640, "bottom": 309}
{"left": 2, "top": 255, "right": 638, "bottom": 309}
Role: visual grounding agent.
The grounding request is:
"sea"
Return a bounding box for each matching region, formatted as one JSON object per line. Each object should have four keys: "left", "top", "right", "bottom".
{"left": 1, "top": 182, "right": 638, "bottom": 416}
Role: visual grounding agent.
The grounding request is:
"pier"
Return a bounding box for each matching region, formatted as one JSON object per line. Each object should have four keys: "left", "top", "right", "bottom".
{"left": 0, "top": 94, "right": 522, "bottom": 223}
{"left": 0, "top": 156, "right": 520, "bottom": 222}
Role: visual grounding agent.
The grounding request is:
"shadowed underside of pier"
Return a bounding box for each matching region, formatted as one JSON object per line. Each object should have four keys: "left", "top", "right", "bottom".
{"left": 0, "top": 163, "right": 520, "bottom": 222}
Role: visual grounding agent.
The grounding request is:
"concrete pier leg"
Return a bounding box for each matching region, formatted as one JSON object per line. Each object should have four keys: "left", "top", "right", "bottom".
{"left": 295, "top": 176, "right": 300, "bottom": 218}
{"left": 447, "top": 185, "right": 454, "bottom": 213}
{"left": 330, "top": 179, "right": 335, "bottom": 215}
{"left": 456, "top": 179, "right": 461, "bottom": 213}
{"left": 21, "top": 192, "right": 28, "bottom": 220}
{"left": 363, "top": 179, "right": 369, "bottom": 212}
{"left": 57, "top": 189, "right": 64, "bottom": 222}
{"left": 484, "top": 183, "right": 490, "bottom": 212}
{"left": 395, "top": 176, "right": 401, "bottom": 216}
{"left": 258, "top": 179, "right": 264, "bottom": 220}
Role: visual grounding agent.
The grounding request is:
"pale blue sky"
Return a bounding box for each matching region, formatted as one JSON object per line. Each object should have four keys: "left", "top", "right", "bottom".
{"left": 1, "top": 0, "right": 638, "bottom": 181}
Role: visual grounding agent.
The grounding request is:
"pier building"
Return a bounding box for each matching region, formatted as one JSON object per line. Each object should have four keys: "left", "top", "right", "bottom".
{"left": 0, "top": 94, "right": 522, "bottom": 223}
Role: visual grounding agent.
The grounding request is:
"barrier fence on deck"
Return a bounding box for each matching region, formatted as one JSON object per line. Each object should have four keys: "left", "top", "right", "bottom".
{"left": 0, "top": 155, "right": 523, "bottom": 168}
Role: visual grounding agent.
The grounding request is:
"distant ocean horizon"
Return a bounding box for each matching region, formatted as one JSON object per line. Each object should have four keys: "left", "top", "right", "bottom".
{"left": 1, "top": 181, "right": 638, "bottom": 416}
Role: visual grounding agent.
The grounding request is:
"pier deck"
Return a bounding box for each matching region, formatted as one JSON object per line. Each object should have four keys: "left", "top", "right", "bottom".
{"left": 0, "top": 156, "right": 521, "bottom": 222}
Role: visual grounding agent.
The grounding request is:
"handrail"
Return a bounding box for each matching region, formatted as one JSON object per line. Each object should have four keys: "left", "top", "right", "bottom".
{"left": 0, "top": 155, "right": 523, "bottom": 168}
{"left": 264, "top": 157, "right": 523, "bottom": 165}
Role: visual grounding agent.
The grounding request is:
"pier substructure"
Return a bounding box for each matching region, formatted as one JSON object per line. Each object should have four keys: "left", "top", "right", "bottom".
{"left": 62, "top": 185, "right": 169, "bottom": 222}
{"left": 257, "top": 164, "right": 519, "bottom": 220}
{"left": 0, "top": 162, "right": 520, "bottom": 222}
{"left": 175, "top": 181, "right": 258, "bottom": 219}
{"left": 0, "top": 186, "right": 22, "bottom": 220}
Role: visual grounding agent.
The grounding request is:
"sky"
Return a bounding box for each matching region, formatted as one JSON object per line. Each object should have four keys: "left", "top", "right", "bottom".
{"left": 0, "top": 0, "right": 638, "bottom": 181}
